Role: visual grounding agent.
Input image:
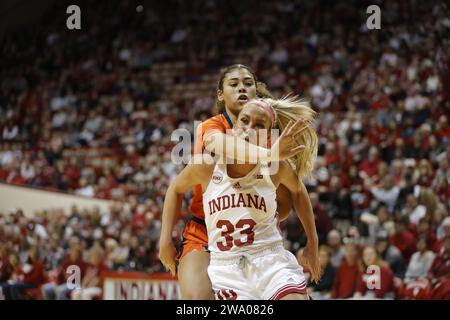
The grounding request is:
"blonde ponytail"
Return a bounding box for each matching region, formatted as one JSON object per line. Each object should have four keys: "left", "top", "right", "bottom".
{"left": 265, "top": 95, "right": 318, "bottom": 179}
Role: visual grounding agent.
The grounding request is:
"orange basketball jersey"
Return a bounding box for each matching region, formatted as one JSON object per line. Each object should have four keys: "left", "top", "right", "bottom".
{"left": 189, "top": 113, "right": 233, "bottom": 219}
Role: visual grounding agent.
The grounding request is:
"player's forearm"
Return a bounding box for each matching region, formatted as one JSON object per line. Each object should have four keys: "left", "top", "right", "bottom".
{"left": 160, "top": 185, "right": 182, "bottom": 244}
{"left": 206, "top": 133, "right": 271, "bottom": 163}
{"left": 293, "top": 186, "right": 318, "bottom": 245}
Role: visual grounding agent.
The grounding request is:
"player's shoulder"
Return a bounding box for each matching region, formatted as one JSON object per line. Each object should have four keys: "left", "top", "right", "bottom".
{"left": 188, "top": 154, "right": 216, "bottom": 173}
{"left": 274, "top": 160, "right": 298, "bottom": 184}
{"left": 201, "top": 114, "right": 228, "bottom": 127}
{"left": 197, "top": 114, "right": 229, "bottom": 136}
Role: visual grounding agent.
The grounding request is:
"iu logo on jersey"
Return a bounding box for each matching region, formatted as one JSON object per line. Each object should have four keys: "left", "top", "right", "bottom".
{"left": 232, "top": 182, "right": 241, "bottom": 189}
{"left": 212, "top": 172, "right": 223, "bottom": 184}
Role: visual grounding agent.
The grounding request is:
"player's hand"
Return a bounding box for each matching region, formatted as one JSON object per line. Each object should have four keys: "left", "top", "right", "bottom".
{"left": 158, "top": 241, "right": 177, "bottom": 276}
{"left": 270, "top": 119, "right": 311, "bottom": 161}
{"left": 299, "top": 242, "right": 321, "bottom": 283}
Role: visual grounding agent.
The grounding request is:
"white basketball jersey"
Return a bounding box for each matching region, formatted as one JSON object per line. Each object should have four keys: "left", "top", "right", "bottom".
{"left": 203, "top": 162, "right": 283, "bottom": 256}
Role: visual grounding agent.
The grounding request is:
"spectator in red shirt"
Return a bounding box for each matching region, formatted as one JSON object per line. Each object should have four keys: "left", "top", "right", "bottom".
{"left": 6, "top": 246, "right": 45, "bottom": 300}
{"left": 71, "top": 247, "right": 108, "bottom": 300}
{"left": 42, "top": 242, "right": 87, "bottom": 300}
{"left": 6, "top": 168, "right": 26, "bottom": 186}
{"left": 433, "top": 175, "right": 450, "bottom": 207}
{"left": 0, "top": 244, "right": 11, "bottom": 283}
{"left": 435, "top": 115, "right": 450, "bottom": 139}
{"left": 428, "top": 236, "right": 450, "bottom": 285}
{"left": 428, "top": 237, "right": 450, "bottom": 299}
{"left": 415, "top": 218, "right": 439, "bottom": 252}
{"left": 390, "top": 215, "right": 417, "bottom": 262}
{"left": 358, "top": 146, "right": 381, "bottom": 178}
{"left": 324, "top": 142, "right": 339, "bottom": 166}
{"left": 354, "top": 246, "right": 395, "bottom": 299}
{"left": 331, "top": 241, "right": 361, "bottom": 299}
{"left": 0, "top": 253, "right": 22, "bottom": 299}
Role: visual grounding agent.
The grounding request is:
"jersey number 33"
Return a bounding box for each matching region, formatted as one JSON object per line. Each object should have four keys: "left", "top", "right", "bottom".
{"left": 216, "top": 219, "right": 256, "bottom": 251}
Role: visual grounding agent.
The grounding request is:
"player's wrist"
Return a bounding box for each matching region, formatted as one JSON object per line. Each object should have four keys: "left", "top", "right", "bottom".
{"left": 159, "top": 234, "right": 173, "bottom": 245}
{"left": 306, "top": 234, "right": 319, "bottom": 246}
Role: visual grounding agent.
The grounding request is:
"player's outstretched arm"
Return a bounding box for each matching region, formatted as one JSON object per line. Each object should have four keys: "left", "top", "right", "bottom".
{"left": 277, "top": 161, "right": 320, "bottom": 283}
{"left": 159, "top": 156, "right": 213, "bottom": 275}
{"left": 204, "top": 119, "right": 309, "bottom": 163}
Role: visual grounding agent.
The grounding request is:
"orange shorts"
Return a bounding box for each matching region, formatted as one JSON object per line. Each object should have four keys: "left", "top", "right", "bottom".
{"left": 179, "top": 218, "right": 209, "bottom": 260}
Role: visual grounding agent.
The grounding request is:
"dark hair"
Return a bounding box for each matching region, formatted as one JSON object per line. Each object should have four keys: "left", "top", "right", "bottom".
{"left": 27, "top": 246, "right": 40, "bottom": 263}
{"left": 396, "top": 215, "right": 410, "bottom": 227}
{"left": 214, "top": 64, "right": 273, "bottom": 114}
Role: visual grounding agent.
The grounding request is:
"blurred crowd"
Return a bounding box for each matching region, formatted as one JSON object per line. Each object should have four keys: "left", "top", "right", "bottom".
{"left": 0, "top": 0, "right": 449, "bottom": 299}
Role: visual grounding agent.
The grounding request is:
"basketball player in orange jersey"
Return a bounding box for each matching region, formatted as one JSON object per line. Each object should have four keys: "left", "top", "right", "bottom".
{"left": 160, "top": 64, "right": 314, "bottom": 299}
{"left": 161, "top": 96, "right": 320, "bottom": 299}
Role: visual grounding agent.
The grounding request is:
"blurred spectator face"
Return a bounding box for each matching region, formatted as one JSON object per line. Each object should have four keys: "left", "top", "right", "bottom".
{"left": 377, "top": 206, "right": 389, "bottom": 224}
{"left": 81, "top": 239, "right": 89, "bottom": 251}
{"left": 391, "top": 160, "right": 403, "bottom": 175}
{"left": 330, "top": 176, "right": 340, "bottom": 191}
{"left": 362, "top": 246, "right": 378, "bottom": 266}
{"left": 406, "top": 194, "right": 417, "bottom": 208}
{"left": 120, "top": 232, "right": 130, "bottom": 246}
{"left": 429, "top": 135, "right": 437, "bottom": 149}
{"left": 217, "top": 67, "right": 257, "bottom": 116}
{"left": 319, "top": 246, "right": 331, "bottom": 268}
{"left": 438, "top": 115, "right": 448, "bottom": 128}
{"left": 368, "top": 147, "right": 378, "bottom": 162}
{"left": 105, "top": 238, "right": 118, "bottom": 252}
{"left": 443, "top": 221, "right": 450, "bottom": 238}
{"left": 439, "top": 158, "right": 448, "bottom": 171}
{"left": 375, "top": 238, "right": 388, "bottom": 255}
{"left": 388, "top": 121, "right": 397, "bottom": 131}
{"left": 417, "top": 219, "right": 429, "bottom": 234}
{"left": 416, "top": 237, "right": 427, "bottom": 252}
{"left": 439, "top": 237, "right": 450, "bottom": 257}
{"left": 381, "top": 176, "right": 394, "bottom": 190}
{"left": 146, "top": 212, "right": 155, "bottom": 223}
{"left": 0, "top": 244, "right": 7, "bottom": 258}
{"left": 349, "top": 165, "right": 358, "bottom": 178}
{"left": 9, "top": 254, "right": 20, "bottom": 268}
{"left": 327, "top": 230, "right": 341, "bottom": 248}
{"left": 130, "top": 236, "right": 139, "bottom": 249}
{"left": 78, "top": 177, "right": 87, "bottom": 188}
{"left": 325, "top": 142, "right": 335, "bottom": 154}
{"left": 394, "top": 219, "right": 408, "bottom": 234}
{"left": 69, "top": 247, "right": 81, "bottom": 261}
{"left": 69, "top": 236, "right": 81, "bottom": 249}
{"left": 419, "top": 160, "right": 431, "bottom": 176}
{"left": 90, "top": 249, "right": 104, "bottom": 266}
{"left": 28, "top": 246, "right": 39, "bottom": 262}
{"left": 378, "top": 162, "right": 388, "bottom": 177}
{"left": 309, "top": 192, "right": 319, "bottom": 207}
{"left": 344, "top": 243, "right": 358, "bottom": 264}
{"left": 433, "top": 205, "right": 446, "bottom": 226}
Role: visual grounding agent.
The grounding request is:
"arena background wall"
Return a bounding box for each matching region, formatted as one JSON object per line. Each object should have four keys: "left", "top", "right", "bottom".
{"left": 0, "top": 183, "right": 115, "bottom": 217}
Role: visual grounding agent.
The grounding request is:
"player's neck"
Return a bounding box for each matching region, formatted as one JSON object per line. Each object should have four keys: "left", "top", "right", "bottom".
{"left": 224, "top": 106, "right": 238, "bottom": 124}
{"left": 227, "top": 163, "right": 257, "bottom": 179}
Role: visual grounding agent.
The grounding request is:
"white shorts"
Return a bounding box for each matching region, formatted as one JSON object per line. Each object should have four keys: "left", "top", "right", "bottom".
{"left": 208, "top": 244, "right": 307, "bottom": 300}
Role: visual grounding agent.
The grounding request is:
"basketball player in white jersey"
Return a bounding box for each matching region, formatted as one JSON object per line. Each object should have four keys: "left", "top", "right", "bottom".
{"left": 162, "top": 97, "right": 320, "bottom": 299}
